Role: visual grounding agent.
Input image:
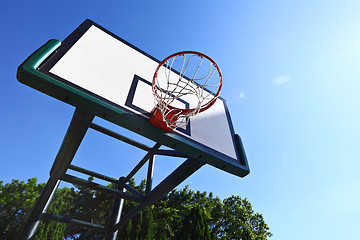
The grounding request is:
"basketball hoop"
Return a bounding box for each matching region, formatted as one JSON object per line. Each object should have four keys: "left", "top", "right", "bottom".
{"left": 149, "top": 51, "right": 223, "bottom": 132}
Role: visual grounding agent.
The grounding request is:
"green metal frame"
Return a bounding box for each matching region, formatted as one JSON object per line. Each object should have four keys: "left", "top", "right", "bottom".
{"left": 17, "top": 40, "right": 250, "bottom": 177}
{"left": 17, "top": 108, "right": 204, "bottom": 239}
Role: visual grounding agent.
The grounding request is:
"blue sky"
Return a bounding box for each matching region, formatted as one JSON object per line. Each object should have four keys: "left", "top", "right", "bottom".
{"left": 2, "top": 1, "right": 360, "bottom": 239}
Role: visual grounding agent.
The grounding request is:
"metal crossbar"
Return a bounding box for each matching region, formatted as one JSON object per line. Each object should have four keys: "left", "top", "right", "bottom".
{"left": 69, "top": 164, "right": 118, "bottom": 184}
{"left": 42, "top": 213, "right": 106, "bottom": 232}
{"left": 61, "top": 174, "right": 145, "bottom": 202}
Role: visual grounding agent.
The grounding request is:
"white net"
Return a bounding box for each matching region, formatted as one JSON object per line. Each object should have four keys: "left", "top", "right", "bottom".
{"left": 152, "top": 51, "right": 222, "bottom": 130}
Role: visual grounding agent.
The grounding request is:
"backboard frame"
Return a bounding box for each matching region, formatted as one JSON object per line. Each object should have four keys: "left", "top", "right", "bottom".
{"left": 17, "top": 19, "right": 250, "bottom": 177}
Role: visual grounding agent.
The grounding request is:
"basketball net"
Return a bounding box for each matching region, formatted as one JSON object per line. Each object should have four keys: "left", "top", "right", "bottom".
{"left": 150, "top": 51, "right": 222, "bottom": 132}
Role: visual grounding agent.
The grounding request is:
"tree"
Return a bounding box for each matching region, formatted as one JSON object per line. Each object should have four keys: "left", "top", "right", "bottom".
{"left": 63, "top": 177, "right": 115, "bottom": 239}
{"left": 152, "top": 186, "right": 272, "bottom": 240}
{"left": 0, "top": 179, "right": 272, "bottom": 239}
{"left": 0, "top": 178, "right": 72, "bottom": 240}
{"left": 215, "top": 196, "right": 273, "bottom": 239}
{"left": 140, "top": 206, "right": 155, "bottom": 239}
{"left": 35, "top": 187, "right": 73, "bottom": 240}
{"left": 179, "top": 204, "right": 211, "bottom": 240}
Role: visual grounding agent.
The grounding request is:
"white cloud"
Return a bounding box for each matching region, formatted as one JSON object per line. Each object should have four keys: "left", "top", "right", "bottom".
{"left": 273, "top": 75, "right": 291, "bottom": 85}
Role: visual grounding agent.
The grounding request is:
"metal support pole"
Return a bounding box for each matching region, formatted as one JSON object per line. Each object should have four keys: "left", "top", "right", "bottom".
{"left": 145, "top": 154, "right": 155, "bottom": 195}
{"left": 106, "top": 177, "right": 126, "bottom": 240}
{"left": 112, "top": 158, "right": 204, "bottom": 231}
{"left": 18, "top": 108, "right": 94, "bottom": 240}
{"left": 125, "top": 143, "right": 161, "bottom": 181}
{"left": 18, "top": 178, "right": 60, "bottom": 240}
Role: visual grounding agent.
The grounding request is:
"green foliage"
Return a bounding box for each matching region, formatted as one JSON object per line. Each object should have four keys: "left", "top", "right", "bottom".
{"left": 216, "top": 196, "right": 273, "bottom": 239}
{"left": 179, "top": 204, "right": 211, "bottom": 240}
{"left": 119, "top": 206, "right": 154, "bottom": 240}
{"left": 0, "top": 178, "right": 272, "bottom": 239}
{"left": 0, "top": 178, "right": 41, "bottom": 239}
{"left": 64, "top": 176, "right": 114, "bottom": 239}
{"left": 35, "top": 187, "right": 72, "bottom": 240}
{"left": 0, "top": 178, "right": 70, "bottom": 240}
